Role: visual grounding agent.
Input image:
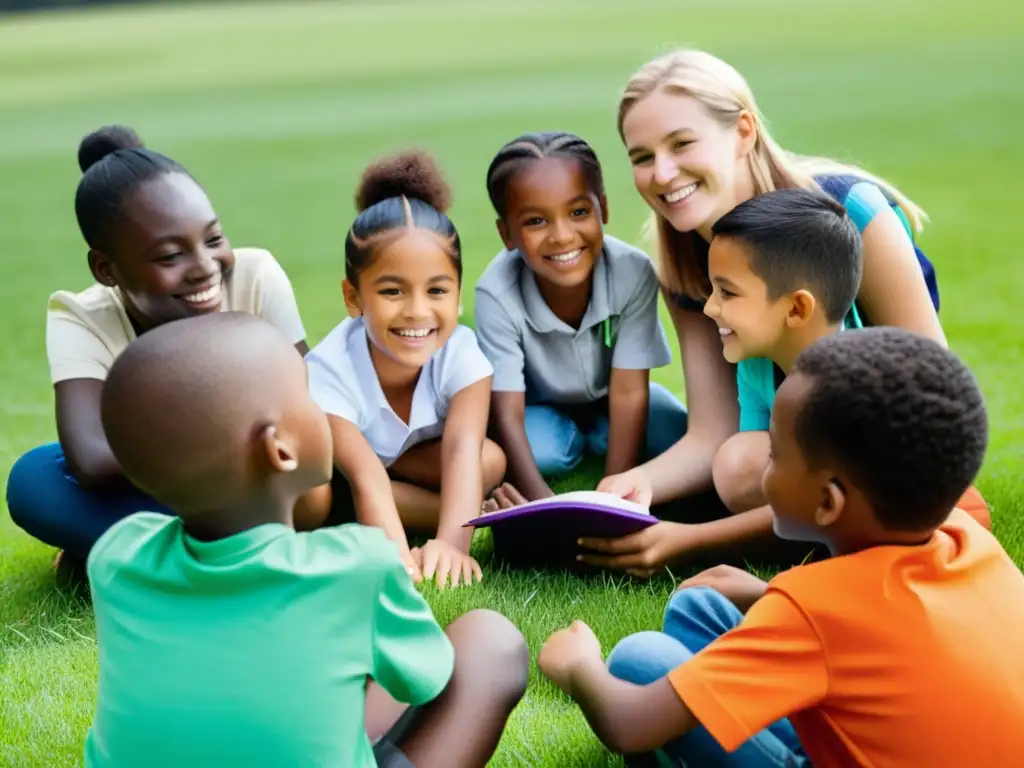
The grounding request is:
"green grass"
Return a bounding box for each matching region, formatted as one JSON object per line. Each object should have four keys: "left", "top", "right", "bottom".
{"left": 1, "top": 0, "right": 1022, "bottom": 765}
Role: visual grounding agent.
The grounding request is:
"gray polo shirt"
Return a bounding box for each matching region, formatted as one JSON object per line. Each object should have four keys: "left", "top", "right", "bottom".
{"left": 473, "top": 235, "right": 672, "bottom": 405}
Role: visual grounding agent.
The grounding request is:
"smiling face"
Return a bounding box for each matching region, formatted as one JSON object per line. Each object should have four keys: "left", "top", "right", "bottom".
{"left": 621, "top": 88, "right": 756, "bottom": 238}
{"left": 497, "top": 156, "right": 607, "bottom": 292}
{"left": 88, "top": 172, "right": 235, "bottom": 332}
{"left": 703, "top": 235, "right": 790, "bottom": 364}
{"left": 343, "top": 228, "right": 461, "bottom": 373}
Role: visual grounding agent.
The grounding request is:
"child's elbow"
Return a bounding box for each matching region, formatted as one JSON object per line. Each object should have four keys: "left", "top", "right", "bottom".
{"left": 601, "top": 723, "right": 659, "bottom": 757}
{"left": 64, "top": 445, "right": 119, "bottom": 491}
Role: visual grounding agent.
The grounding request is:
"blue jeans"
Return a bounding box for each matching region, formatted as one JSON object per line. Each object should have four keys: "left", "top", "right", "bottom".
{"left": 6, "top": 442, "right": 171, "bottom": 559}
{"left": 525, "top": 383, "right": 688, "bottom": 475}
{"left": 606, "top": 587, "right": 809, "bottom": 767}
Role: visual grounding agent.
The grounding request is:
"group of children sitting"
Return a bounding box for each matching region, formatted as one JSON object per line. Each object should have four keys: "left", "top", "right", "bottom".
{"left": 6, "top": 123, "right": 1024, "bottom": 765}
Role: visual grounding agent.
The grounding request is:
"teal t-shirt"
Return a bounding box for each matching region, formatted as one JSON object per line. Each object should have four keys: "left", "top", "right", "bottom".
{"left": 84, "top": 513, "right": 454, "bottom": 768}
{"left": 737, "top": 309, "right": 864, "bottom": 433}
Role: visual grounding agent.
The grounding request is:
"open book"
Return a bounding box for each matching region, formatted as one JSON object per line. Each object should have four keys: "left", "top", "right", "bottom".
{"left": 464, "top": 490, "right": 656, "bottom": 543}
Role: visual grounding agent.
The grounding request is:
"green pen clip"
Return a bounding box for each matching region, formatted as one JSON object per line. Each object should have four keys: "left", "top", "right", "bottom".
{"left": 602, "top": 317, "right": 613, "bottom": 348}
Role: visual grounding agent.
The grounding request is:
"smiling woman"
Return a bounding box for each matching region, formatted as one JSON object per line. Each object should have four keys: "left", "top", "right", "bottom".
{"left": 591, "top": 49, "right": 950, "bottom": 576}
{"left": 4, "top": 125, "right": 309, "bottom": 574}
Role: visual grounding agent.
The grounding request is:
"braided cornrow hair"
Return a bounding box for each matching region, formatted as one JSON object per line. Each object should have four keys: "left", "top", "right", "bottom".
{"left": 485, "top": 131, "right": 605, "bottom": 218}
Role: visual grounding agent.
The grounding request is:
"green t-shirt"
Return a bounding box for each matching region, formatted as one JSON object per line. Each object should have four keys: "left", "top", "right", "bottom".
{"left": 84, "top": 512, "right": 454, "bottom": 768}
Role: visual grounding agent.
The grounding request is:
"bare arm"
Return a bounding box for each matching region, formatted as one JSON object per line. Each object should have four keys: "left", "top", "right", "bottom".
{"left": 328, "top": 415, "right": 410, "bottom": 554}
{"left": 604, "top": 368, "right": 649, "bottom": 477}
{"left": 54, "top": 378, "right": 125, "bottom": 490}
{"left": 568, "top": 660, "right": 697, "bottom": 755}
{"left": 693, "top": 505, "right": 774, "bottom": 552}
{"left": 491, "top": 391, "right": 553, "bottom": 501}
{"left": 438, "top": 377, "right": 492, "bottom": 551}
{"left": 857, "top": 208, "right": 946, "bottom": 346}
{"left": 641, "top": 303, "right": 739, "bottom": 505}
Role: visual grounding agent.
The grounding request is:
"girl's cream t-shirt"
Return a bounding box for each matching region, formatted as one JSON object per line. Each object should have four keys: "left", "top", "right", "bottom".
{"left": 46, "top": 247, "right": 306, "bottom": 383}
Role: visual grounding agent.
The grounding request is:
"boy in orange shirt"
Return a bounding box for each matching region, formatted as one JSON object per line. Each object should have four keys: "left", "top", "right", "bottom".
{"left": 539, "top": 328, "right": 1024, "bottom": 767}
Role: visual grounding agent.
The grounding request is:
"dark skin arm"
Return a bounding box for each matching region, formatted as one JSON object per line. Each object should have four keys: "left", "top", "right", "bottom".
{"left": 490, "top": 391, "right": 553, "bottom": 501}
{"left": 539, "top": 621, "right": 697, "bottom": 755}
{"left": 55, "top": 340, "right": 310, "bottom": 491}
{"left": 54, "top": 378, "right": 123, "bottom": 490}
{"left": 570, "top": 665, "right": 696, "bottom": 755}
{"left": 604, "top": 368, "right": 649, "bottom": 477}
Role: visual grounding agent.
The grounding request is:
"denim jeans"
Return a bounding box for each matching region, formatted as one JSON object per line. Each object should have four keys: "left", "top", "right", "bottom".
{"left": 6, "top": 442, "right": 172, "bottom": 559}
{"left": 524, "top": 383, "right": 688, "bottom": 475}
{"left": 606, "top": 587, "right": 810, "bottom": 767}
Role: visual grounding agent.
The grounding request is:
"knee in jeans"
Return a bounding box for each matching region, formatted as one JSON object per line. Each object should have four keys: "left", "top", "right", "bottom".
{"left": 663, "top": 586, "right": 726, "bottom": 629}
{"left": 6, "top": 445, "right": 53, "bottom": 528}
{"left": 606, "top": 631, "right": 672, "bottom": 683}
{"left": 524, "top": 408, "right": 583, "bottom": 476}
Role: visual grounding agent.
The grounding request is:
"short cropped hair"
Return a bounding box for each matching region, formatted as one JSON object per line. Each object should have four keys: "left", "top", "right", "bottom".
{"left": 792, "top": 327, "right": 988, "bottom": 531}
{"left": 712, "top": 188, "right": 862, "bottom": 324}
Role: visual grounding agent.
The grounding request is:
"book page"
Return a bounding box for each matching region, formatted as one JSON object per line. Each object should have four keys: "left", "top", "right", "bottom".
{"left": 491, "top": 490, "right": 650, "bottom": 517}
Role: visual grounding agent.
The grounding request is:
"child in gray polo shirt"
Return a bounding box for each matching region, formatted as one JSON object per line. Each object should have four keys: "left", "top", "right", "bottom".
{"left": 475, "top": 132, "right": 687, "bottom": 506}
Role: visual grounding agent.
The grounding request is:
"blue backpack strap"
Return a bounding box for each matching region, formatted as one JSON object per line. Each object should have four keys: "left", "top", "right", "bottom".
{"left": 816, "top": 174, "right": 940, "bottom": 320}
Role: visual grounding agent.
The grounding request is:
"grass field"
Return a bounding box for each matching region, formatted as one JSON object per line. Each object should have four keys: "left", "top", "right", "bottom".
{"left": 1, "top": 1, "right": 1022, "bottom": 765}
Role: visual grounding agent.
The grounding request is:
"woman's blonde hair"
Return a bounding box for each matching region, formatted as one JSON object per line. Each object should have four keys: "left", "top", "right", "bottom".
{"left": 618, "top": 49, "right": 927, "bottom": 301}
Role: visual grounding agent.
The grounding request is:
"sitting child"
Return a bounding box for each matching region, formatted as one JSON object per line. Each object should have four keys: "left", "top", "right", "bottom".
{"left": 302, "top": 151, "right": 506, "bottom": 589}
{"left": 475, "top": 132, "right": 686, "bottom": 508}
{"left": 580, "top": 189, "right": 988, "bottom": 575}
{"left": 6, "top": 125, "right": 309, "bottom": 578}
{"left": 708, "top": 188, "right": 989, "bottom": 532}
{"left": 539, "top": 327, "right": 1024, "bottom": 767}
{"left": 84, "top": 312, "right": 528, "bottom": 768}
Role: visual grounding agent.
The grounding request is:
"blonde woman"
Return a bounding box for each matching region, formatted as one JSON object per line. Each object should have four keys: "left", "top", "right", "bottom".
{"left": 583, "top": 49, "right": 951, "bottom": 576}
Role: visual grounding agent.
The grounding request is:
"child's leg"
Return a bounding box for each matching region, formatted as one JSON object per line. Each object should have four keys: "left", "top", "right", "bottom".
{"left": 389, "top": 438, "right": 506, "bottom": 530}
{"left": 584, "top": 384, "right": 689, "bottom": 461}
{"left": 711, "top": 432, "right": 771, "bottom": 514}
{"left": 607, "top": 587, "right": 807, "bottom": 767}
{"left": 6, "top": 442, "right": 172, "bottom": 560}
{"left": 523, "top": 405, "right": 586, "bottom": 475}
{"left": 367, "top": 609, "right": 529, "bottom": 768}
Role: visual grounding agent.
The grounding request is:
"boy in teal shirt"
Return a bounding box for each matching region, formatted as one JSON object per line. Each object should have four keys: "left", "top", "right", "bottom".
{"left": 703, "top": 188, "right": 863, "bottom": 531}
{"left": 85, "top": 312, "right": 528, "bottom": 768}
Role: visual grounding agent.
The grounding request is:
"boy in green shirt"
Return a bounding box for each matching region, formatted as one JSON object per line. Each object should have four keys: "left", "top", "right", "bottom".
{"left": 84, "top": 311, "right": 528, "bottom": 768}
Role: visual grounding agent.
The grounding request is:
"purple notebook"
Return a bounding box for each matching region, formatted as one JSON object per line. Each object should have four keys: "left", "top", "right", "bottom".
{"left": 464, "top": 491, "right": 657, "bottom": 540}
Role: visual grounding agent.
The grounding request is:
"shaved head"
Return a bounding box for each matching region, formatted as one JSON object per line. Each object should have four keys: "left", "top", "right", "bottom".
{"left": 102, "top": 312, "right": 330, "bottom": 516}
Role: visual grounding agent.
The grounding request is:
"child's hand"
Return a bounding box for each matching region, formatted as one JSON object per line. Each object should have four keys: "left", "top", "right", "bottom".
{"left": 577, "top": 522, "right": 703, "bottom": 578}
{"left": 418, "top": 538, "right": 483, "bottom": 589}
{"left": 677, "top": 565, "right": 768, "bottom": 613}
{"left": 538, "top": 620, "right": 603, "bottom": 693}
{"left": 597, "top": 468, "right": 653, "bottom": 508}
{"left": 490, "top": 482, "right": 531, "bottom": 510}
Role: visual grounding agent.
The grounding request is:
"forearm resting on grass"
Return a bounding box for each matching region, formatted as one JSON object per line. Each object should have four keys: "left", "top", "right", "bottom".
{"left": 604, "top": 369, "right": 649, "bottom": 478}
{"left": 569, "top": 659, "right": 696, "bottom": 755}
{"left": 491, "top": 392, "right": 552, "bottom": 501}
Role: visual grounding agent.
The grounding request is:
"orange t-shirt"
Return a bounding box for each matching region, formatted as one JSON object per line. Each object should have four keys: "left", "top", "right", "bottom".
{"left": 669, "top": 510, "right": 1024, "bottom": 767}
